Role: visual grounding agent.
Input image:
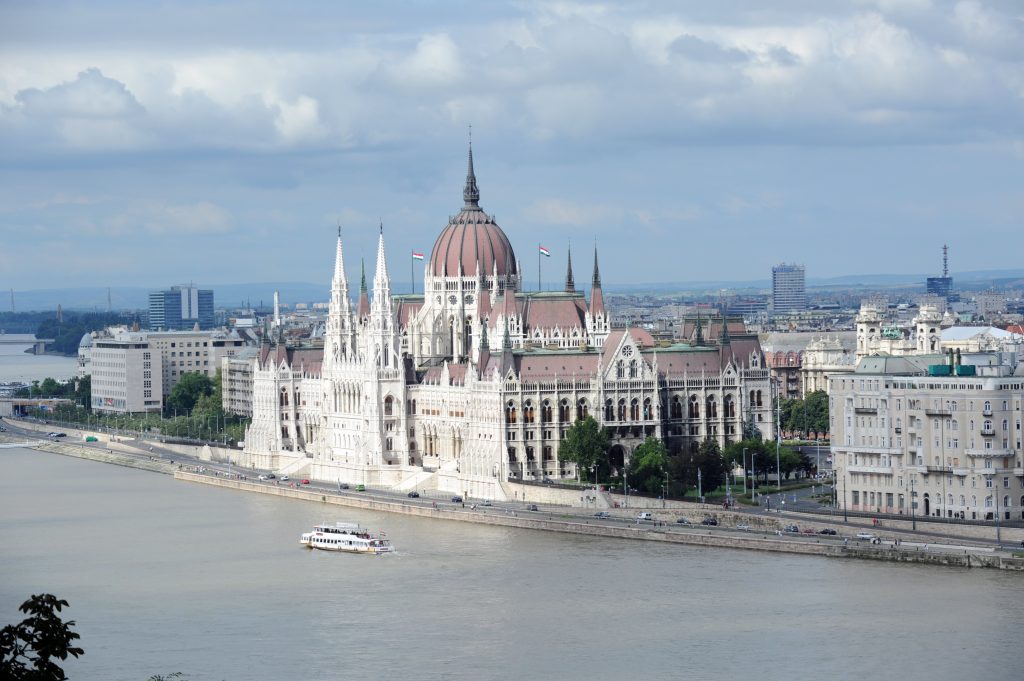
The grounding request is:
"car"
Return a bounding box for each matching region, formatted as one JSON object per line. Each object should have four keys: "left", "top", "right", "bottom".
{"left": 451, "top": 495, "right": 464, "bottom": 503}
{"left": 802, "top": 528, "right": 816, "bottom": 535}
{"left": 594, "top": 511, "right": 610, "bottom": 519}
{"left": 280, "top": 475, "right": 290, "bottom": 481}
{"left": 675, "top": 517, "right": 692, "bottom": 525}
{"left": 636, "top": 512, "right": 653, "bottom": 521}
{"left": 783, "top": 524, "right": 799, "bottom": 533}
{"left": 47, "top": 432, "right": 57, "bottom": 437}
{"left": 356, "top": 484, "right": 366, "bottom": 492}
{"left": 49, "top": 432, "right": 66, "bottom": 439}
{"left": 818, "top": 528, "right": 838, "bottom": 535}
{"left": 0, "top": 425, "right": 7, "bottom": 432}
{"left": 266, "top": 473, "right": 276, "bottom": 480}
{"left": 542, "top": 477, "right": 554, "bottom": 485}
{"left": 300, "top": 479, "right": 310, "bottom": 485}
{"left": 736, "top": 523, "right": 750, "bottom": 531}
{"left": 701, "top": 517, "right": 719, "bottom": 526}
{"left": 526, "top": 504, "right": 539, "bottom": 511}
{"left": 407, "top": 491, "right": 420, "bottom": 498}
{"left": 258, "top": 475, "right": 269, "bottom": 481}
{"left": 339, "top": 483, "right": 350, "bottom": 490}
{"left": 856, "top": 532, "right": 876, "bottom": 541}
{"left": 482, "top": 499, "right": 492, "bottom": 506}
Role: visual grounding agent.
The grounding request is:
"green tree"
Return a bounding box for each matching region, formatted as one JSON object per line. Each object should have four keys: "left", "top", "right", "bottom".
{"left": 627, "top": 437, "right": 669, "bottom": 496}
{"left": 781, "top": 390, "right": 829, "bottom": 438}
{"left": 0, "top": 594, "right": 84, "bottom": 680}
{"left": 557, "top": 416, "right": 609, "bottom": 483}
{"left": 165, "top": 372, "right": 215, "bottom": 415}
{"left": 683, "top": 437, "right": 726, "bottom": 496}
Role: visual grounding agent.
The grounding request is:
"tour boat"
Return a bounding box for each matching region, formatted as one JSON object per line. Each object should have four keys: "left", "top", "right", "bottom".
{"left": 299, "top": 522, "right": 394, "bottom": 554}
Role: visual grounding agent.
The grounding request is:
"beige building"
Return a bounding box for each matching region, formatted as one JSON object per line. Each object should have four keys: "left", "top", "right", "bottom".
{"left": 85, "top": 327, "right": 249, "bottom": 413}
{"left": 221, "top": 347, "right": 258, "bottom": 417}
{"left": 830, "top": 353, "right": 1024, "bottom": 523}
{"left": 802, "top": 336, "right": 856, "bottom": 395}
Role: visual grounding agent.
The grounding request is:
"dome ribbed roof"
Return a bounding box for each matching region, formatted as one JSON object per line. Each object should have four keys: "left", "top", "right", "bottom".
{"left": 429, "top": 140, "right": 517, "bottom": 278}
{"left": 430, "top": 208, "right": 517, "bottom": 277}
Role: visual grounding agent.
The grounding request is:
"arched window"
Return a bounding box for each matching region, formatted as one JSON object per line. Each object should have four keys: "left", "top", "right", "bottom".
{"left": 542, "top": 400, "right": 552, "bottom": 423}
{"left": 384, "top": 395, "right": 393, "bottom": 416}
{"left": 671, "top": 395, "right": 682, "bottom": 419}
{"left": 689, "top": 396, "right": 700, "bottom": 419}
{"left": 618, "top": 399, "right": 626, "bottom": 421}
{"left": 724, "top": 395, "right": 735, "bottom": 418}
{"left": 629, "top": 360, "right": 638, "bottom": 378}
{"left": 559, "top": 399, "right": 570, "bottom": 423}
{"left": 643, "top": 398, "right": 652, "bottom": 420}
{"left": 506, "top": 401, "right": 517, "bottom": 424}
{"left": 524, "top": 400, "right": 535, "bottom": 424}
{"left": 577, "top": 398, "right": 589, "bottom": 421}
{"left": 630, "top": 399, "right": 640, "bottom": 421}
{"left": 951, "top": 419, "right": 957, "bottom": 431}
{"left": 706, "top": 396, "right": 717, "bottom": 418}
{"left": 616, "top": 361, "right": 624, "bottom": 379}
{"left": 983, "top": 401, "right": 991, "bottom": 413}
{"left": 605, "top": 399, "right": 615, "bottom": 421}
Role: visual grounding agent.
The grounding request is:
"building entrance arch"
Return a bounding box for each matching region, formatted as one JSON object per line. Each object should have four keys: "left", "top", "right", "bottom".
{"left": 923, "top": 493, "right": 930, "bottom": 516}
{"left": 609, "top": 444, "right": 626, "bottom": 472}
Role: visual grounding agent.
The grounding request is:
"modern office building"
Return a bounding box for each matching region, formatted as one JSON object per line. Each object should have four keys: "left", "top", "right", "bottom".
{"left": 830, "top": 352, "right": 1024, "bottom": 522}
{"left": 149, "top": 286, "right": 215, "bottom": 330}
{"left": 771, "top": 263, "right": 806, "bottom": 314}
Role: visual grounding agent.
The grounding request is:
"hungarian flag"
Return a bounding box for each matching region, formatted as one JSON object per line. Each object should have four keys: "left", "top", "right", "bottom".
{"left": 539, "top": 246, "right": 551, "bottom": 257}
{"left": 412, "top": 251, "right": 425, "bottom": 260}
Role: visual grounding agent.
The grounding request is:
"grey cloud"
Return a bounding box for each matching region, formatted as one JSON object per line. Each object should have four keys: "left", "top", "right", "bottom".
{"left": 669, "top": 35, "right": 751, "bottom": 63}
{"left": 15, "top": 68, "right": 145, "bottom": 119}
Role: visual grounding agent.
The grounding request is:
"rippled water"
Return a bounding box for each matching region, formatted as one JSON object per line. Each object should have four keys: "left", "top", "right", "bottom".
{"left": 1, "top": 448, "right": 1022, "bottom": 681}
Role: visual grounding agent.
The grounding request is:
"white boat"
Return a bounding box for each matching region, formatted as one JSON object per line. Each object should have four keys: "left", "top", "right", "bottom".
{"left": 299, "top": 522, "right": 394, "bottom": 554}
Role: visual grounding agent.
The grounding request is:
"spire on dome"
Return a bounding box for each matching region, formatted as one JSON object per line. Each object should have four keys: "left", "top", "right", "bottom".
{"left": 463, "top": 128, "right": 480, "bottom": 208}
{"left": 565, "top": 246, "right": 575, "bottom": 293}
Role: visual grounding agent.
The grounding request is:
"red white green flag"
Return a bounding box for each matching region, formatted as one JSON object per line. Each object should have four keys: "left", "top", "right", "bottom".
{"left": 538, "top": 246, "right": 551, "bottom": 257}
{"left": 412, "top": 251, "right": 425, "bottom": 260}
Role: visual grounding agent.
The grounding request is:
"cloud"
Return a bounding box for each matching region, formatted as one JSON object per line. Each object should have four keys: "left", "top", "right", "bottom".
{"left": 14, "top": 67, "right": 145, "bottom": 119}
{"left": 525, "top": 198, "right": 619, "bottom": 226}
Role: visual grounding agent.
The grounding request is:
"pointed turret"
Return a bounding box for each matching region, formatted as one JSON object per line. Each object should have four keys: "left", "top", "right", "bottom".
{"left": 694, "top": 314, "right": 704, "bottom": 346}
{"left": 719, "top": 313, "right": 731, "bottom": 345}
{"left": 372, "top": 223, "right": 391, "bottom": 310}
{"left": 565, "top": 246, "right": 575, "bottom": 293}
{"left": 357, "top": 258, "right": 370, "bottom": 321}
{"left": 327, "top": 229, "right": 354, "bottom": 355}
{"left": 464, "top": 133, "right": 480, "bottom": 208}
{"left": 588, "top": 246, "right": 605, "bottom": 316}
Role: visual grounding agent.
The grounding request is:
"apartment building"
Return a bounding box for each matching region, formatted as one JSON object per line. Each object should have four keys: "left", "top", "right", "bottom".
{"left": 830, "top": 353, "right": 1024, "bottom": 522}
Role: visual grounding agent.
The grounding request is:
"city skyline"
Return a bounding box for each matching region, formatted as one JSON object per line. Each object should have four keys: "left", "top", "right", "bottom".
{"left": 2, "top": 1, "right": 1023, "bottom": 289}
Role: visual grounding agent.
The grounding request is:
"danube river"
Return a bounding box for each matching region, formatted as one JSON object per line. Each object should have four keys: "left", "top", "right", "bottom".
{"left": 1, "top": 449, "right": 1023, "bottom": 681}
{"left": 0, "top": 334, "right": 77, "bottom": 383}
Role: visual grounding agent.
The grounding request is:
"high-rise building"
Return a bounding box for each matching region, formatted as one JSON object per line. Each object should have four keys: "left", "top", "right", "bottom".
{"left": 926, "top": 244, "right": 954, "bottom": 301}
{"left": 149, "top": 286, "right": 214, "bottom": 330}
{"left": 771, "top": 263, "right": 806, "bottom": 314}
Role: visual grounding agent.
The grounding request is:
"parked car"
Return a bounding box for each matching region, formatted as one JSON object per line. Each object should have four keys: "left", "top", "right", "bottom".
{"left": 300, "top": 479, "right": 310, "bottom": 485}
{"left": 594, "top": 511, "right": 610, "bottom": 519}
{"left": 356, "top": 484, "right": 366, "bottom": 492}
{"left": 856, "top": 532, "right": 876, "bottom": 541}
{"left": 675, "top": 517, "right": 692, "bottom": 525}
{"left": 526, "top": 504, "right": 539, "bottom": 511}
{"left": 482, "top": 499, "right": 492, "bottom": 506}
{"left": 339, "top": 483, "right": 350, "bottom": 490}
{"left": 280, "top": 475, "right": 290, "bottom": 481}
{"left": 258, "top": 475, "right": 269, "bottom": 481}
{"left": 736, "top": 523, "right": 750, "bottom": 531}
{"left": 451, "top": 495, "right": 464, "bottom": 503}
{"left": 802, "top": 528, "right": 816, "bottom": 534}
{"left": 701, "top": 517, "right": 719, "bottom": 526}
{"left": 266, "top": 473, "right": 276, "bottom": 480}
{"left": 783, "top": 524, "right": 799, "bottom": 533}
{"left": 818, "top": 528, "right": 838, "bottom": 535}
{"left": 407, "top": 491, "right": 420, "bottom": 498}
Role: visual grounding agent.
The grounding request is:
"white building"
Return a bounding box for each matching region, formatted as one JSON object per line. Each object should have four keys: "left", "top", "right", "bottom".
{"left": 830, "top": 352, "right": 1024, "bottom": 522}
{"left": 242, "top": 147, "right": 776, "bottom": 499}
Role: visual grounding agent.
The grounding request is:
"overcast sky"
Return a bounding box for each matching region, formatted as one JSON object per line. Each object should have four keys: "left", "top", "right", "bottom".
{"left": 2, "top": 0, "right": 1022, "bottom": 292}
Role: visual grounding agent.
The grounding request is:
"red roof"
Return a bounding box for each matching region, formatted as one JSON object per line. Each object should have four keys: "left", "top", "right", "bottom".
{"left": 430, "top": 207, "right": 517, "bottom": 278}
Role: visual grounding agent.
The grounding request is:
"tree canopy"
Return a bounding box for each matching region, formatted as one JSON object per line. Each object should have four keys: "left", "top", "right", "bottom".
{"left": 557, "top": 416, "right": 609, "bottom": 482}
{"left": 627, "top": 436, "right": 669, "bottom": 496}
{"left": 780, "top": 390, "right": 829, "bottom": 437}
{"left": 165, "top": 372, "right": 215, "bottom": 415}
{"left": 0, "top": 594, "right": 83, "bottom": 680}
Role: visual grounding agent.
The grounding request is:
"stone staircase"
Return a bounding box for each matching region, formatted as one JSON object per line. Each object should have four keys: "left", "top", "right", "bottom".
{"left": 276, "top": 455, "right": 312, "bottom": 478}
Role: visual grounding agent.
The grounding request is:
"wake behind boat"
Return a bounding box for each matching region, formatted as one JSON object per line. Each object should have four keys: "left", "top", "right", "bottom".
{"left": 300, "top": 522, "right": 394, "bottom": 554}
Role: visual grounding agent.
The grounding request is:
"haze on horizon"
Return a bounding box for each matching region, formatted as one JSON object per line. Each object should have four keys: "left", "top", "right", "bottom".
{"left": 1, "top": 0, "right": 1022, "bottom": 292}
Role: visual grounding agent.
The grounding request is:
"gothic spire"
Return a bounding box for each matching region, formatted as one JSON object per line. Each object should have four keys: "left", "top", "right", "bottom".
{"left": 360, "top": 258, "right": 367, "bottom": 293}
{"left": 589, "top": 245, "right": 605, "bottom": 316}
{"left": 463, "top": 130, "right": 480, "bottom": 208}
{"left": 565, "top": 246, "right": 575, "bottom": 293}
{"left": 719, "top": 313, "right": 731, "bottom": 345}
{"left": 591, "top": 245, "right": 602, "bottom": 288}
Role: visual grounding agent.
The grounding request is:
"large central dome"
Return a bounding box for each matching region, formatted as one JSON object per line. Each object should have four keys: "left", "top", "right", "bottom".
{"left": 429, "top": 146, "right": 518, "bottom": 278}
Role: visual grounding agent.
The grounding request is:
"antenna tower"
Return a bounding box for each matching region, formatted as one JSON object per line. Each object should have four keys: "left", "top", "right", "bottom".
{"left": 942, "top": 244, "right": 949, "bottom": 278}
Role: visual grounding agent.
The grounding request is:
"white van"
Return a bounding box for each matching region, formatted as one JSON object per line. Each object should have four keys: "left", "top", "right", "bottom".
{"left": 636, "top": 512, "right": 653, "bottom": 521}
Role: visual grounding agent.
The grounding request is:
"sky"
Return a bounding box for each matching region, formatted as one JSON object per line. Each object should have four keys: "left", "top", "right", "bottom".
{"left": 1, "top": 0, "right": 1022, "bottom": 293}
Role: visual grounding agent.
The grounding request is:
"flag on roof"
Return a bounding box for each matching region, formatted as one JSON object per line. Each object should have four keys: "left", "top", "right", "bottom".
{"left": 539, "top": 246, "right": 551, "bottom": 257}
{"left": 412, "top": 251, "right": 425, "bottom": 260}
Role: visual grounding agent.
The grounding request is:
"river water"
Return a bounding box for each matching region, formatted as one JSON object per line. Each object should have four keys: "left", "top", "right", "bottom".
{"left": 0, "top": 333, "right": 77, "bottom": 384}
{"left": 1, "top": 449, "right": 1022, "bottom": 681}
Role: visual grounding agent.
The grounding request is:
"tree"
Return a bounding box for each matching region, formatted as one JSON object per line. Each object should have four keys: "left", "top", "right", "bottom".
{"left": 0, "top": 594, "right": 84, "bottom": 680}
{"left": 781, "top": 390, "right": 829, "bottom": 438}
{"left": 680, "top": 438, "right": 726, "bottom": 497}
{"left": 165, "top": 372, "right": 215, "bottom": 415}
{"left": 723, "top": 439, "right": 775, "bottom": 487}
{"left": 557, "top": 416, "right": 609, "bottom": 483}
{"left": 627, "top": 437, "right": 669, "bottom": 496}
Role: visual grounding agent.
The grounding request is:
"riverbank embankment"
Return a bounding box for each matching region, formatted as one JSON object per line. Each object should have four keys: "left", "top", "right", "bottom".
{"left": 176, "top": 470, "right": 1024, "bottom": 571}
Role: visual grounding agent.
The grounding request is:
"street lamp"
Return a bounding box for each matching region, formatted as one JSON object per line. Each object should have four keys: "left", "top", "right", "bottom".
{"left": 742, "top": 447, "right": 748, "bottom": 497}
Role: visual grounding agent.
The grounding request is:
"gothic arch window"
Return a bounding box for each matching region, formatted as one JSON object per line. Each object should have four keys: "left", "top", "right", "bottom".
{"left": 559, "top": 399, "right": 570, "bottom": 423}
{"left": 629, "top": 360, "right": 638, "bottom": 378}
{"left": 689, "top": 396, "right": 700, "bottom": 419}
{"left": 280, "top": 389, "right": 289, "bottom": 407}
{"left": 671, "top": 395, "right": 682, "bottom": 419}
{"left": 724, "top": 394, "right": 735, "bottom": 418}
{"left": 384, "top": 395, "right": 394, "bottom": 417}
{"left": 643, "top": 398, "right": 652, "bottom": 420}
{"left": 542, "top": 400, "right": 553, "bottom": 423}
{"left": 506, "top": 401, "right": 517, "bottom": 424}
{"left": 605, "top": 399, "right": 615, "bottom": 421}
{"left": 756, "top": 390, "right": 763, "bottom": 406}
{"left": 577, "top": 398, "right": 589, "bottom": 422}
{"left": 618, "top": 398, "right": 627, "bottom": 421}
{"left": 706, "top": 396, "right": 718, "bottom": 418}
{"left": 616, "top": 361, "right": 624, "bottom": 379}
{"left": 524, "top": 400, "right": 535, "bottom": 424}
{"left": 630, "top": 399, "right": 640, "bottom": 421}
